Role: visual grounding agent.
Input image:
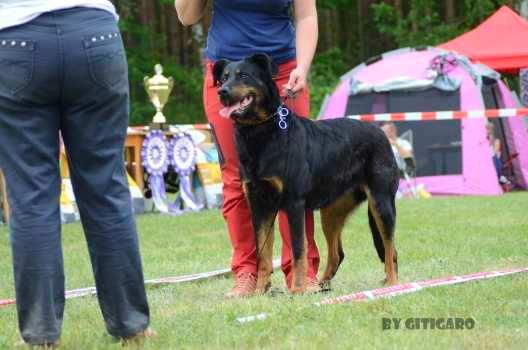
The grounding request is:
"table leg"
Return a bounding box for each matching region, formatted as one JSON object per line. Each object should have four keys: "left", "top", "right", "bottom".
{"left": 0, "top": 169, "right": 9, "bottom": 225}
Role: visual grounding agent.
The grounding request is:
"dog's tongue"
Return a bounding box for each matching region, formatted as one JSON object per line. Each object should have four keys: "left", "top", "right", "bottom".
{"left": 219, "top": 102, "right": 242, "bottom": 119}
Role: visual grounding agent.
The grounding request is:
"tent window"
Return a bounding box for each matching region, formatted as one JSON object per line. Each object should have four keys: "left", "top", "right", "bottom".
{"left": 387, "top": 88, "right": 460, "bottom": 113}
{"left": 389, "top": 89, "right": 462, "bottom": 176}
{"left": 393, "top": 120, "right": 462, "bottom": 177}
{"left": 346, "top": 88, "right": 463, "bottom": 177}
{"left": 345, "top": 92, "right": 388, "bottom": 115}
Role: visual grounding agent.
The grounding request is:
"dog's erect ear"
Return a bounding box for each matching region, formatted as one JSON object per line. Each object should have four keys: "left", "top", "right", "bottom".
{"left": 247, "top": 53, "right": 278, "bottom": 78}
{"left": 213, "top": 59, "right": 230, "bottom": 86}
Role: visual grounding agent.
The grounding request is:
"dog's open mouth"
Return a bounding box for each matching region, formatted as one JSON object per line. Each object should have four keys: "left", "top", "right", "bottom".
{"left": 219, "top": 95, "right": 254, "bottom": 118}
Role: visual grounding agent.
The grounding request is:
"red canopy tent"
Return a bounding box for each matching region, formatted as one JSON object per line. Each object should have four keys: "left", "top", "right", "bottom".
{"left": 440, "top": 6, "right": 528, "bottom": 74}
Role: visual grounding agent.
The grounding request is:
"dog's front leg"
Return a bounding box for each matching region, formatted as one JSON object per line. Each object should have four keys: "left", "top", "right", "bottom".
{"left": 285, "top": 201, "right": 308, "bottom": 294}
{"left": 245, "top": 183, "right": 278, "bottom": 294}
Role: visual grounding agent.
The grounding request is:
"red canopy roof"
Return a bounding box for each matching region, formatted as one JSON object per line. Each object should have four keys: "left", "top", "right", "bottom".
{"left": 439, "top": 6, "right": 528, "bottom": 74}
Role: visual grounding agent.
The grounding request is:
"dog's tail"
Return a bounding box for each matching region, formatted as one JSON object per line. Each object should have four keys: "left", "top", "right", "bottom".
{"left": 367, "top": 207, "right": 385, "bottom": 263}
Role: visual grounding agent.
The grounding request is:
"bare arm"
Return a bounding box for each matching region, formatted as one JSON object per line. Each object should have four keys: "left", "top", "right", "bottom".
{"left": 283, "top": 0, "right": 318, "bottom": 95}
{"left": 493, "top": 139, "right": 501, "bottom": 156}
{"left": 174, "top": 0, "right": 208, "bottom": 26}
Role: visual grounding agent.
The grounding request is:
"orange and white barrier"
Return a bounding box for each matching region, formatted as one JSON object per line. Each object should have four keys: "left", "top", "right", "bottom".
{"left": 346, "top": 107, "right": 528, "bottom": 122}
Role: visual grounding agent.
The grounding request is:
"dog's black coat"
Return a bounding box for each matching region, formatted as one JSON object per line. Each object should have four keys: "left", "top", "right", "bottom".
{"left": 214, "top": 54, "right": 400, "bottom": 292}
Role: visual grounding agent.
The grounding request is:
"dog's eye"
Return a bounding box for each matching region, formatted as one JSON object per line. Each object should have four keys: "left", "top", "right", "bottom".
{"left": 239, "top": 72, "right": 250, "bottom": 80}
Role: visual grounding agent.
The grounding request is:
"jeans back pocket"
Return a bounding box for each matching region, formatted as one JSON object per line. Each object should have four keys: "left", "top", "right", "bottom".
{"left": 84, "top": 32, "right": 127, "bottom": 89}
{"left": 0, "top": 39, "right": 35, "bottom": 94}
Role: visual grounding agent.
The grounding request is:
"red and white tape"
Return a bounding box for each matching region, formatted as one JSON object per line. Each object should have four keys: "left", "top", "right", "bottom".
{"left": 0, "top": 260, "right": 281, "bottom": 309}
{"left": 235, "top": 266, "right": 528, "bottom": 323}
{"left": 317, "top": 266, "right": 528, "bottom": 306}
{"left": 346, "top": 107, "right": 528, "bottom": 122}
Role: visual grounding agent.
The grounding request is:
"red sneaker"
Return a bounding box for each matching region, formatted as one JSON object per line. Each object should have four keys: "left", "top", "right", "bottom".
{"left": 225, "top": 273, "right": 257, "bottom": 299}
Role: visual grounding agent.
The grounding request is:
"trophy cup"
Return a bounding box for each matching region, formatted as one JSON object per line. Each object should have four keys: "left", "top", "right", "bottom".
{"left": 144, "top": 64, "right": 174, "bottom": 130}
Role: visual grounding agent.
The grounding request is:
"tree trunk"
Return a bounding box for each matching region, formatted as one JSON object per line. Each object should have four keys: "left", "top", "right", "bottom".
{"left": 445, "top": 0, "right": 455, "bottom": 23}
{"left": 394, "top": 0, "right": 403, "bottom": 15}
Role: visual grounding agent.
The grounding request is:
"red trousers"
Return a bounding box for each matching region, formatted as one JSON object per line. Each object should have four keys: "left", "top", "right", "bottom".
{"left": 203, "top": 59, "right": 320, "bottom": 287}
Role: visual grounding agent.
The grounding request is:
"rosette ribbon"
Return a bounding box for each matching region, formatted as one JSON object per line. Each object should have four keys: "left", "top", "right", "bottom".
{"left": 169, "top": 132, "right": 203, "bottom": 212}
{"left": 141, "top": 130, "right": 177, "bottom": 214}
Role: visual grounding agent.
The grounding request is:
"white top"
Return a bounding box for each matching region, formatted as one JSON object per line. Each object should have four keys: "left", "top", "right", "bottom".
{"left": 391, "top": 138, "right": 413, "bottom": 171}
{"left": 0, "top": 0, "right": 118, "bottom": 31}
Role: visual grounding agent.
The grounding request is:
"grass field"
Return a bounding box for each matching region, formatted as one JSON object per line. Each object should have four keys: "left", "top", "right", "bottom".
{"left": 1, "top": 193, "right": 527, "bottom": 349}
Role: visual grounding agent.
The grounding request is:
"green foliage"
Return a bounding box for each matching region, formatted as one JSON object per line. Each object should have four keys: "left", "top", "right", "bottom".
{"left": 317, "top": 0, "right": 356, "bottom": 9}
{"left": 309, "top": 48, "right": 349, "bottom": 117}
{"left": 119, "top": 14, "right": 205, "bottom": 126}
{"left": 371, "top": 0, "right": 462, "bottom": 48}
{"left": 372, "top": 0, "right": 523, "bottom": 48}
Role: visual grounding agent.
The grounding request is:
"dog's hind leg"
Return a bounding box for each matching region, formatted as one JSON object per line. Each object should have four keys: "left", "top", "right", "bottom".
{"left": 365, "top": 187, "right": 398, "bottom": 286}
{"left": 368, "top": 208, "right": 385, "bottom": 263}
{"left": 320, "top": 192, "right": 363, "bottom": 283}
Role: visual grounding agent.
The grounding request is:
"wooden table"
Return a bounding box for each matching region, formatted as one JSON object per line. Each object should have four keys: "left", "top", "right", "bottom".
{"left": 125, "top": 131, "right": 147, "bottom": 190}
{"left": 124, "top": 125, "right": 212, "bottom": 191}
{"left": 0, "top": 169, "right": 9, "bottom": 225}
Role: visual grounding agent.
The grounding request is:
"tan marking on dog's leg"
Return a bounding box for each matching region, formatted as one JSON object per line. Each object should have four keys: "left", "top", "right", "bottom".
{"left": 256, "top": 214, "right": 275, "bottom": 293}
{"left": 320, "top": 194, "right": 360, "bottom": 283}
{"left": 364, "top": 187, "right": 398, "bottom": 286}
{"left": 290, "top": 238, "right": 308, "bottom": 294}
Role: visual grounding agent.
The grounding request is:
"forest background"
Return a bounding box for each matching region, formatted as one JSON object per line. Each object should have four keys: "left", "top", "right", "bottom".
{"left": 112, "top": 0, "right": 522, "bottom": 125}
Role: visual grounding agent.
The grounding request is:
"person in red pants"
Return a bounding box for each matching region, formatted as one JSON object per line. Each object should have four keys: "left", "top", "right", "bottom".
{"left": 175, "top": 0, "right": 320, "bottom": 297}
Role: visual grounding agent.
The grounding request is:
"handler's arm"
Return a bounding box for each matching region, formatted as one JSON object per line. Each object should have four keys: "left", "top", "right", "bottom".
{"left": 284, "top": 0, "right": 318, "bottom": 94}
{"left": 174, "top": 0, "right": 208, "bottom": 26}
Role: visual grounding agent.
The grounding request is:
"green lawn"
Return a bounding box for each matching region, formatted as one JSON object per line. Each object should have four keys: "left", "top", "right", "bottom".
{"left": 1, "top": 193, "right": 527, "bottom": 349}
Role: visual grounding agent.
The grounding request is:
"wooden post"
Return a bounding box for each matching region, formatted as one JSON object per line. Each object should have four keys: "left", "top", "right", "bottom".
{"left": 0, "top": 169, "right": 9, "bottom": 225}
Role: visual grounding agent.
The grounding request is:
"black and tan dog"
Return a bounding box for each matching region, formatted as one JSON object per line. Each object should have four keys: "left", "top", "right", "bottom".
{"left": 213, "top": 54, "right": 400, "bottom": 294}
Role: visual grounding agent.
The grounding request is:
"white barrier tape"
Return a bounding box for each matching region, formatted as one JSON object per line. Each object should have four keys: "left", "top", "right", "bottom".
{"left": 318, "top": 267, "right": 528, "bottom": 306}
{"left": 235, "top": 266, "right": 528, "bottom": 323}
{"left": 0, "top": 259, "right": 282, "bottom": 308}
{"left": 345, "top": 107, "right": 528, "bottom": 122}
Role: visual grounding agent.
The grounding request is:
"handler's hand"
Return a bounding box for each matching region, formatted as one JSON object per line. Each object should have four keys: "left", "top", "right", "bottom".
{"left": 282, "top": 66, "right": 308, "bottom": 97}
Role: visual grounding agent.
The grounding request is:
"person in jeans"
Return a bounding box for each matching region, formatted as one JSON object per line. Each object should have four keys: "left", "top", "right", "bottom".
{"left": 0, "top": 1, "right": 152, "bottom": 347}
{"left": 175, "top": 0, "right": 320, "bottom": 298}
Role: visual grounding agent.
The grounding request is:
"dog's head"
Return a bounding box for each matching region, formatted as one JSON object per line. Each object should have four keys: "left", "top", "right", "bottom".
{"left": 213, "top": 53, "right": 280, "bottom": 125}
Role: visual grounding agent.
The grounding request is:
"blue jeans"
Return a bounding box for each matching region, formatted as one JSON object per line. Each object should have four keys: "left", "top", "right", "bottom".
{"left": 0, "top": 8, "right": 149, "bottom": 344}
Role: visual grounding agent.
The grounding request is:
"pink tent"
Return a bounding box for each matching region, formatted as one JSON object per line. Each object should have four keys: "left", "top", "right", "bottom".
{"left": 319, "top": 47, "right": 528, "bottom": 196}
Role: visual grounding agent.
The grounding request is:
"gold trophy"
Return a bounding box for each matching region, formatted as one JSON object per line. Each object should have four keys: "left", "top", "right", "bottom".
{"left": 144, "top": 64, "right": 174, "bottom": 130}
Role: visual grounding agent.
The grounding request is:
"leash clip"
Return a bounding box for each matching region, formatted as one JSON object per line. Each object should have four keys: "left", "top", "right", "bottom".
{"left": 277, "top": 105, "right": 289, "bottom": 130}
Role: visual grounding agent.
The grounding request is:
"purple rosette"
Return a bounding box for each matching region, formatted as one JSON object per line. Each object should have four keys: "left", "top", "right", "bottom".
{"left": 141, "top": 130, "right": 170, "bottom": 177}
{"left": 169, "top": 132, "right": 203, "bottom": 212}
{"left": 169, "top": 132, "right": 197, "bottom": 176}
{"left": 141, "top": 130, "right": 182, "bottom": 214}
